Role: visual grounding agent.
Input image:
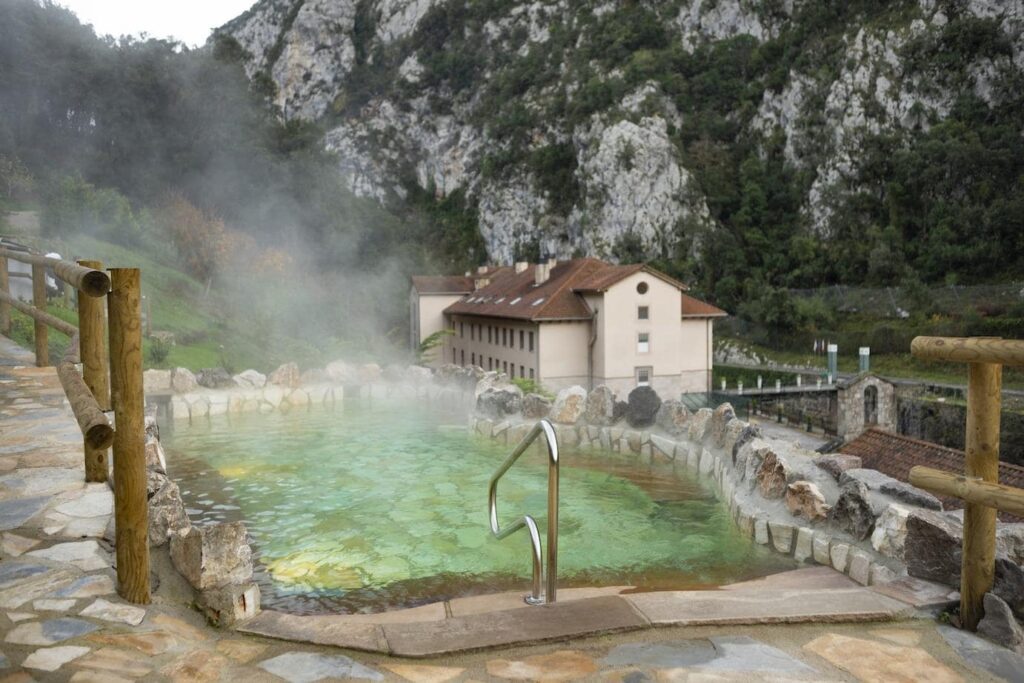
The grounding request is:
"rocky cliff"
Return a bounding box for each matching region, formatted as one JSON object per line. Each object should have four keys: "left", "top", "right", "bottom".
{"left": 217, "top": 0, "right": 1024, "bottom": 266}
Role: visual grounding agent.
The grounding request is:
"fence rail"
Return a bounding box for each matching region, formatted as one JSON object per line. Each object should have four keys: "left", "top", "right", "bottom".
{"left": 0, "top": 245, "right": 149, "bottom": 605}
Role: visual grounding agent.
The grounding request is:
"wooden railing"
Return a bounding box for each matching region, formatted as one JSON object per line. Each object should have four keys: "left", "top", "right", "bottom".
{"left": 0, "top": 246, "right": 149, "bottom": 605}
{"left": 909, "top": 336, "right": 1024, "bottom": 631}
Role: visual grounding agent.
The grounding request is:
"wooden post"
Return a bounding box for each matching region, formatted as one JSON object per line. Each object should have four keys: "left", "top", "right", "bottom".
{"left": 78, "top": 260, "right": 109, "bottom": 483}
{"left": 31, "top": 263, "right": 47, "bottom": 366}
{"left": 0, "top": 256, "right": 9, "bottom": 335}
{"left": 960, "top": 361, "right": 1001, "bottom": 630}
{"left": 108, "top": 268, "right": 150, "bottom": 604}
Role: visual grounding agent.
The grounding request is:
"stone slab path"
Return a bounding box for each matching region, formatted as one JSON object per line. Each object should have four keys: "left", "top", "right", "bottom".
{"left": 0, "top": 335, "right": 1020, "bottom": 681}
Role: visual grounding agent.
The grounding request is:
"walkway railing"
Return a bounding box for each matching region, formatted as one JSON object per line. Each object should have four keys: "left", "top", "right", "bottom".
{"left": 488, "top": 419, "right": 559, "bottom": 605}
{"left": 0, "top": 245, "right": 150, "bottom": 606}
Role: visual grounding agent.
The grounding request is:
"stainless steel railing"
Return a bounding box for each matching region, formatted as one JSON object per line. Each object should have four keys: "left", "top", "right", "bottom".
{"left": 488, "top": 419, "right": 560, "bottom": 605}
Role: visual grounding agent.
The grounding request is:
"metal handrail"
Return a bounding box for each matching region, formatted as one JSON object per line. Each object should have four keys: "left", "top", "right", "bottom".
{"left": 488, "top": 419, "right": 560, "bottom": 605}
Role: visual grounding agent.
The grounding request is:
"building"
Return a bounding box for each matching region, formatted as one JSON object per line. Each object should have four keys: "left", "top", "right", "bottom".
{"left": 410, "top": 258, "right": 727, "bottom": 396}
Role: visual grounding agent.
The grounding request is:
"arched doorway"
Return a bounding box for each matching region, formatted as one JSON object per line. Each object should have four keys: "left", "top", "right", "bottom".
{"left": 864, "top": 385, "right": 878, "bottom": 426}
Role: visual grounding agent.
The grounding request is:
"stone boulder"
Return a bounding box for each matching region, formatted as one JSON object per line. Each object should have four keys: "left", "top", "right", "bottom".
{"left": 358, "top": 363, "right": 382, "bottom": 384}
{"left": 998, "top": 524, "right": 1024, "bottom": 565}
{"left": 711, "top": 403, "right": 737, "bottom": 447}
{"left": 741, "top": 442, "right": 773, "bottom": 488}
{"left": 978, "top": 592, "right": 1024, "bottom": 654}
{"left": 145, "top": 440, "right": 167, "bottom": 475}
{"left": 476, "top": 387, "right": 522, "bottom": 420}
{"left": 655, "top": 400, "right": 690, "bottom": 436}
{"left": 730, "top": 423, "right": 761, "bottom": 463}
{"left": 143, "top": 369, "right": 171, "bottom": 394}
{"left": 325, "top": 360, "right": 355, "bottom": 383}
{"left": 232, "top": 369, "right": 267, "bottom": 390}
{"left": 522, "top": 393, "right": 552, "bottom": 420}
{"left": 688, "top": 408, "right": 713, "bottom": 442}
{"left": 474, "top": 371, "right": 512, "bottom": 399}
{"left": 585, "top": 385, "right": 617, "bottom": 426}
{"left": 300, "top": 368, "right": 328, "bottom": 385}
{"left": 268, "top": 362, "right": 301, "bottom": 389}
{"left": 195, "top": 367, "right": 233, "bottom": 389}
{"left": 993, "top": 558, "right": 1024, "bottom": 622}
{"left": 785, "top": 481, "right": 830, "bottom": 522}
{"left": 626, "top": 386, "right": 661, "bottom": 428}
{"left": 757, "top": 451, "right": 791, "bottom": 499}
{"left": 814, "top": 454, "right": 862, "bottom": 481}
{"left": 149, "top": 478, "right": 191, "bottom": 547}
{"left": 828, "top": 480, "right": 876, "bottom": 541}
{"left": 172, "top": 367, "right": 200, "bottom": 393}
{"left": 905, "top": 509, "right": 963, "bottom": 586}
{"left": 549, "top": 386, "right": 587, "bottom": 425}
{"left": 406, "top": 365, "right": 433, "bottom": 384}
{"left": 870, "top": 503, "right": 911, "bottom": 561}
{"left": 383, "top": 364, "right": 406, "bottom": 383}
{"left": 613, "top": 400, "right": 628, "bottom": 424}
{"left": 170, "top": 521, "right": 253, "bottom": 590}
{"left": 840, "top": 468, "right": 942, "bottom": 511}
{"left": 199, "top": 582, "right": 261, "bottom": 627}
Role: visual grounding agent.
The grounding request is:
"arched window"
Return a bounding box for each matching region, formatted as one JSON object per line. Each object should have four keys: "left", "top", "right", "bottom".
{"left": 864, "top": 385, "right": 878, "bottom": 426}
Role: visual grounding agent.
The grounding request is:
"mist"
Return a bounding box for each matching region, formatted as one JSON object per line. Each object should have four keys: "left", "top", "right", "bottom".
{"left": 0, "top": 0, "right": 460, "bottom": 371}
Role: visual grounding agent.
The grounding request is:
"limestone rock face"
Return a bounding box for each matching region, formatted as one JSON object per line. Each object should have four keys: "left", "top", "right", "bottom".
{"left": 870, "top": 503, "right": 910, "bottom": 561}
{"left": 549, "top": 386, "right": 587, "bottom": 425}
{"left": 171, "top": 367, "right": 199, "bottom": 393}
{"left": 476, "top": 387, "right": 523, "bottom": 419}
{"left": 993, "top": 558, "right": 1024, "bottom": 622}
{"left": 233, "top": 369, "right": 267, "bottom": 390}
{"left": 828, "top": 480, "right": 876, "bottom": 541}
{"left": 195, "top": 367, "right": 233, "bottom": 390}
{"left": 785, "top": 481, "right": 830, "bottom": 522}
{"left": 268, "top": 362, "right": 301, "bottom": 389}
{"left": 626, "top": 386, "right": 661, "bottom": 428}
{"left": 143, "top": 369, "right": 171, "bottom": 394}
{"left": 977, "top": 592, "right": 1024, "bottom": 654}
{"left": 905, "top": 509, "right": 963, "bottom": 586}
{"left": 148, "top": 478, "right": 191, "bottom": 547}
{"left": 655, "top": 400, "right": 690, "bottom": 436}
{"left": 521, "top": 393, "right": 552, "bottom": 420}
{"left": 170, "top": 522, "right": 254, "bottom": 591}
{"left": 814, "top": 454, "right": 862, "bottom": 481}
{"left": 585, "top": 385, "right": 617, "bottom": 426}
{"left": 756, "top": 451, "right": 791, "bottom": 499}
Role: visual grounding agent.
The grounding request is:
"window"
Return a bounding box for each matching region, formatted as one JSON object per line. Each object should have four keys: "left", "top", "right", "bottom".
{"left": 636, "top": 366, "right": 652, "bottom": 386}
{"left": 638, "top": 305, "right": 649, "bottom": 320}
{"left": 529, "top": 368, "right": 535, "bottom": 380}
{"left": 488, "top": 357, "right": 493, "bottom": 370}
{"left": 471, "top": 353, "right": 475, "bottom": 365}
{"left": 488, "top": 326, "right": 492, "bottom": 344}
{"left": 636, "top": 281, "right": 649, "bottom": 294}
{"left": 452, "top": 348, "right": 456, "bottom": 363}
{"left": 470, "top": 325, "right": 474, "bottom": 341}
{"left": 519, "top": 330, "right": 524, "bottom": 349}
{"left": 503, "top": 361, "right": 508, "bottom": 374}
{"left": 529, "top": 331, "right": 535, "bottom": 352}
{"left": 460, "top": 349, "right": 465, "bottom": 365}
{"left": 864, "top": 385, "right": 879, "bottom": 425}
{"left": 502, "top": 328, "right": 507, "bottom": 346}
{"left": 638, "top": 332, "right": 650, "bottom": 353}
{"left": 460, "top": 322, "right": 464, "bottom": 337}
{"left": 520, "top": 365, "right": 525, "bottom": 378}
{"left": 510, "top": 365, "right": 515, "bottom": 379}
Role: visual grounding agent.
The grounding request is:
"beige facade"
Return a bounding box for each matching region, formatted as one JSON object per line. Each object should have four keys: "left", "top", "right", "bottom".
{"left": 412, "top": 259, "right": 726, "bottom": 396}
{"left": 410, "top": 290, "right": 465, "bottom": 367}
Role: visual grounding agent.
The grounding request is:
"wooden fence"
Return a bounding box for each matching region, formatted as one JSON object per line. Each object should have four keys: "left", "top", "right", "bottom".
{"left": 0, "top": 246, "right": 149, "bottom": 605}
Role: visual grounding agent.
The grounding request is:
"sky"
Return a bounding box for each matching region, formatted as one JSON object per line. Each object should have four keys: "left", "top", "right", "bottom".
{"left": 57, "top": 0, "right": 256, "bottom": 47}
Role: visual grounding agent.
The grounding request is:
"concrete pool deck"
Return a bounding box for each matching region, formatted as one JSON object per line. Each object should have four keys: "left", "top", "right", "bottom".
{"left": 0, "top": 334, "right": 1022, "bottom": 681}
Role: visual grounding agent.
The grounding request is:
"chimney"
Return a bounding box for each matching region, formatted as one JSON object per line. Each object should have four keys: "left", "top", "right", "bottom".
{"left": 534, "top": 261, "right": 550, "bottom": 286}
{"left": 515, "top": 261, "right": 528, "bottom": 274}
{"left": 477, "top": 265, "right": 489, "bottom": 274}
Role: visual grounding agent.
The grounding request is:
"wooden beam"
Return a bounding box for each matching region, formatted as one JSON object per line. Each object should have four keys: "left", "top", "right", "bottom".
{"left": 961, "top": 361, "right": 1001, "bottom": 631}
{"left": 910, "top": 466, "right": 1024, "bottom": 518}
{"left": 77, "top": 260, "right": 110, "bottom": 483}
{"left": 108, "top": 268, "right": 150, "bottom": 605}
{"left": 31, "top": 263, "right": 47, "bottom": 367}
{"left": 0, "top": 247, "right": 110, "bottom": 297}
{"left": 911, "top": 336, "right": 1024, "bottom": 367}
{"left": 0, "top": 291, "right": 78, "bottom": 337}
{"left": 56, "top": 360, "right": 114, "bottom": 451}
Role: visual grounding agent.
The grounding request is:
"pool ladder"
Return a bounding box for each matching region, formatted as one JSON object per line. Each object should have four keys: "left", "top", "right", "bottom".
{"left": 488, "top": 419, "right": 560, "bottom": 605}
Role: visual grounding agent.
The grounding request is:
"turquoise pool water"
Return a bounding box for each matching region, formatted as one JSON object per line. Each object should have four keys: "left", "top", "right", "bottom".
{"left": 164, "top": 399, "right": 794, "bottom": 614}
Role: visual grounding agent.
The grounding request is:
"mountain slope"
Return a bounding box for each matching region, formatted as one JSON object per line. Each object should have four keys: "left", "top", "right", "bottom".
{"left": 217, "top": 0, "right": 1024, "bottom": 300}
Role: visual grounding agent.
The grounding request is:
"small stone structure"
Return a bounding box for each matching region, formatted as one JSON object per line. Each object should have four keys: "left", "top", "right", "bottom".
{"left": 836, "top": 373, "right": 897, "bottom": 440}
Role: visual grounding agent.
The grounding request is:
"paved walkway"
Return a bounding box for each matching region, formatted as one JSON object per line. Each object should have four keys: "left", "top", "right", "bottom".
{"left": 0, "top": 335, "right": 1019, "bottom": 681}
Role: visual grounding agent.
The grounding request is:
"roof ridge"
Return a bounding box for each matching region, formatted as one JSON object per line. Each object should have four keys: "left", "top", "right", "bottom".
{"left": 535, "top": 259, "right": 602, "bottom": 319}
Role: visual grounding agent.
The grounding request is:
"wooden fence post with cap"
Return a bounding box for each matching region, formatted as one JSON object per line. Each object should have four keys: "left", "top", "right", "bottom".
{"left": 107, "top": 267, "right": 150, "bottom": 604}
{"left": 78, "top": 259, "right": 110, "bottom": 483}
{"left": 31, "top": 262, "right": 47, "bottom": 366}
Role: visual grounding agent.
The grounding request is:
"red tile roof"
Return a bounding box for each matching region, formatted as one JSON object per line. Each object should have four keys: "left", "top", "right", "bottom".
{"left": 681, "top": 293, "right": 728, "bottom": 318}
{"left": 438, "top": 258, "right": 726, "bottom": 322}
{"left": 840, "top": 428, "right": 1024, "bottom": 522}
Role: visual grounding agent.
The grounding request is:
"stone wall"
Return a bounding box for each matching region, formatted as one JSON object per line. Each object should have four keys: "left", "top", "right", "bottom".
{"left": 898, "top": 394, "right": 1024, "bottom": 467}
{"left": 836, "top": 374, "right": 897, "bottom": 440}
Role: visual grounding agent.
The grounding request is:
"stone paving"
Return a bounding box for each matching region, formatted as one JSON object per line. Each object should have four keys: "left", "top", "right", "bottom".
{"left": 0, "top": 335, "right": 1021, "bottom": 681}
